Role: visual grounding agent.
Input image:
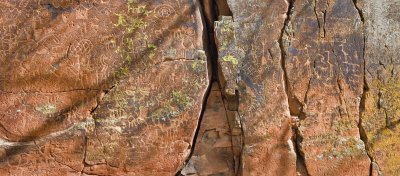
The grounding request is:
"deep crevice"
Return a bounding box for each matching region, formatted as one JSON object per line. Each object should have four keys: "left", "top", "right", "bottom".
{"left": 355, "top": 3, "right": 379, "bottom": 176}
{"left": 359, "top": 54, "right": 377, "bottom": 176}
{"left": 175, "top": 0, "right": 233, "bottom": 175}
{"left": 279, "top": 0, "right": 309, "bottom": 175}
{"left": 201, "top": 0, "right": 232, "bottom": 83}
{"left": 175, "top": 80, "right": 213, "bottom": 176}
{"left": 80, "top": 135, "right": 88, "bottom": 175}
{"left": 352, "top": 0, "right": 365, "bottom": 23}
{"left": 281, "top": 0, "right": 297, "bottom": 117}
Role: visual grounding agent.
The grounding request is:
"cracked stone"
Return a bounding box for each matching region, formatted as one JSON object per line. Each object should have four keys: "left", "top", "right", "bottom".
{"left": 1, "top": 0, "right": 400, "bottom": 175}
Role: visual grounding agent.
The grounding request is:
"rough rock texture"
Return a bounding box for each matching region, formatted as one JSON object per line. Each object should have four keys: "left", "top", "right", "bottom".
{"left": 1, "top": 0, "right": 400, "bottom": 175}
{"left": 181, "top": 83, "right": 235, "bottom": 176}
{"left": 207, "top": 0, "right": 399, "bottom": 175}
{"left": 217, "top": 1, "right": 298, "bottom": 175}
{"left": 282, "top": 0, "right": 371, "bottom": 175}
{"left": 361, "top": 0, "right": 400, "bottom": 175}
{"left": 0, "top": 0, "right": 208, "bottom": 175}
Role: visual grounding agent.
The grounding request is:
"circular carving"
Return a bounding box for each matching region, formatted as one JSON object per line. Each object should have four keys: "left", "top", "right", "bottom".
{"left": 154, "top": 4, "right": 176, "bottom": 19}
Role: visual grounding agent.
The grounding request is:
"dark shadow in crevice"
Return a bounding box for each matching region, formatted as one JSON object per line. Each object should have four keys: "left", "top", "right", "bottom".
{"left": 175, "top": 0, "right": 233, "bottom": 175}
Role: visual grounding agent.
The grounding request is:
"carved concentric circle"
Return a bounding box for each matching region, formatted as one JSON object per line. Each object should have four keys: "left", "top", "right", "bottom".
{"left": 154, "top": 4, "right": 176, "bottom": 19}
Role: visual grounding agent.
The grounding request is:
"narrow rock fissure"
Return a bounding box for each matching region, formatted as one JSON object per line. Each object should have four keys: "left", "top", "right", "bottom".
{"left": 358, "top": 50, "right": 379, "bottom": 176}
{"left": 176, "top": 1, "right": 235, "bottom": 175}
{"left": 279, "top": 0, "right": 310, "bottom": 175}
{"left": 352, "top": 0, "right": 365, "bottom": 22}
{"left": 353, "top": 3, "right": 380, "bottom": 175}
{"left": 80, "top": 136, "right": 88, "bottom": 175}
{"left": 176, "top": 77, "right": 212, "bottom": 176}
{"left": 80, "top": 84, "right": 116, "bottom": 174}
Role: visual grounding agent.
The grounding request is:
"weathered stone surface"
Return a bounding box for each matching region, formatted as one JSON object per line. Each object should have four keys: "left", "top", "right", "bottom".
{"left": 0, "top": 0, "right": 208, "bottom": 175}
{"left": 85, "top": 58, "right": 208, "bottom": 175}
{"left": 1, "top": 0, "right": 400, "bottom": 175}
{"left": 0, "top": 120, "right": 93, "bottom": 175}
{"left": 218, "top": 1, "right": 298, "bottom": 175}
{"left": 181, "top": 83, "right": 235, "bottom": 176}
{"left": 361, "top": 0, "right": 400, "bottom": 175}
{"left": 282, "top": 0, "right": 370, "bottom": 175}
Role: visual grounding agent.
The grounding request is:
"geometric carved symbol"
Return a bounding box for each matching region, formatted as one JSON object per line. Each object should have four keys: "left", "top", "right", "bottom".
{"left": 18, "top": 0, "right": 30, "bottom": 8}
{"left": 154, "top": 4, "right": 176, "bottom": 19}
{"left": 71, "top": 39, "right": 93, "bottom": 57}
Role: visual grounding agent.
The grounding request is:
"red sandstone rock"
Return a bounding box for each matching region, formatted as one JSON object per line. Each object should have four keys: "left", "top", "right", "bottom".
{"left": 282, "top": 0, "right": 371, "bottom": 175}
{"left": 0, "top": 0, "right": 208, "bottom": 175}
{"left": 181, "top": 83, "right": 235, "bottom": 176}
{"left": 1, "top": 0, "right": 399, "bottom": 175}
{"left": 216, "top": 1, "right": 298, "bottom": 175}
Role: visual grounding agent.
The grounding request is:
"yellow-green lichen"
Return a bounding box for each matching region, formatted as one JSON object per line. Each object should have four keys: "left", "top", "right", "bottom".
{"left": 112, "top": 1, "right": 154, "bottom": 80}
{"left": 113, "top": 65, "right": 130, "bottom": 79}
{"left": 222, "top": 54, "right": 239, "bottom": 65}
{"left": 190, "top": 60, "right": 206, "bottom": 73}
{"left": 171, "top": 90, "right": 191, "bottom": 110}
{"left": 371, "top": 126, "right": 400, "bottom": 174}
{"left": 147, "top": 43, "right": 157, "bottom": 50}
{"left": 381, "top": 79, "right": 400, "bottom": 121}
{"left": 35, "top": 104, "right": 57, "bottom": 114}
{"left": 114, "top": 14, "right": 127, "bottom": 27}
{"left": 361, "top": 76, "right": 400, "bottom": 174}
{"left": 191, "top": 61, "right": 201, "bottom": 69}
{"left": 150, "top": 104, "right": 176, "bottom": 120}
{"left": 363, "top": 78, "right": 400, "bottom": 140}
{"left": 316, "top": 137, "right": 366, "bottom": 160}
{"left": 149, "top": 91, "right": 193, "bottom": 121}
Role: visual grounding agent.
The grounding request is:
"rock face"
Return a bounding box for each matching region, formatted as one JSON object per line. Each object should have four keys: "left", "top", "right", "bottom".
{"left": 181, "top": 83, "right": 235, "bottom": 175}
{"left": 0, "top": 0, "right": 208, "bottom": 175}
{"left": 216, "top": 1, "right": 298, "bottom": 175}
{"left": 1, "top": 0, "right": 400, "bottom": 175}
{"left": 361, "top": 0, "right": 400, "bottom": 175}
{"left": 282, "top": 0, "right": 371, "bottom": 175}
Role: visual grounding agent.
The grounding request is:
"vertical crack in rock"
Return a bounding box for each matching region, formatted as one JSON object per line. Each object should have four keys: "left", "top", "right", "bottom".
{"left": 332, "top": 48, "right": 351, "bottom": 122}
{"left": 358, "top": 46, "right": 381, "bottom": 176}
{"left": 80, "top": 84, "right": 116, "bottom": 173}
{"left": 178, "top": 1, "right": 241, "bottom": 175}
{"left": 89, "top": 84, "right": 116, "bottom": 130}
{"left": 176, "top": 0, "right": 224, "bottom": 175}
{"left": 177, "top": 79, "right": 213, "bottom": 176}
{"left": 213, "top": 11, "right": 244, "bottom": 176}
{"left": 313, "top": 0, "right": 327, "bottom": 38}
{"left": 359, "top": 71, "right": 379, "bottom": 176}
{"left": 352, "top": 0, "right": 365, "bottom": 23}
{"left": 353, "top": 2, "right": 380, "bottom": 175}
{"left": 279, "top": 0, "right": 309, "bottom": 175}
{"left": 313, "top": 0, "right": 321, "bottom": 35}
{"left": 80, "top": 136, "right": 87, "bottom": 175}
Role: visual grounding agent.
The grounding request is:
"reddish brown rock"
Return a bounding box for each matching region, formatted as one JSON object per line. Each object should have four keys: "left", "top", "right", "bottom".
{"left": 282, "top": 0, "right": 370, "bottom": 175}
{"left": 217, "top": 1, "right": 298, "bottom": 175}
{"left": 1, "top": 0, "right": 400, "bottom": 175}
{"left": 0, "top": 120, "right": 92, "bottom": 175}
{"left": 84, "top": 58, "right": 208, "bottom": 175}
{"left": 0, "top": 0, "right": 208, "bottom": 175}
{"left": 181, "top": 83, "right": 235, "bottom": 176}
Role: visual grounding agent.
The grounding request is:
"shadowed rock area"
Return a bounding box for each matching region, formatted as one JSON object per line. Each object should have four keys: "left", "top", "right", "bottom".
{"left": 0, "top": 0, "right": 399, "bottom": 175}
{"left": 0, "top": 0, "right": 208, "bottom": 175}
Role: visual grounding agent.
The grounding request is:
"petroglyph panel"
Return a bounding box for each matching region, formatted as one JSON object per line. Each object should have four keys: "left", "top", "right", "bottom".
{"left": 224, "top": 0, "right": 297, "bottom": 175}
{"left": 0, "top": 0, "right": 208, "bottom": 175}
{"left": 85, "top": 58, "right": 208, "bottom": 175}
{"left": 282, "top": 0, "right": 370, "bottom": 175}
